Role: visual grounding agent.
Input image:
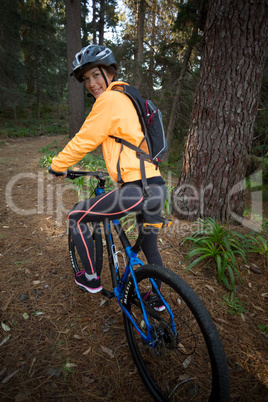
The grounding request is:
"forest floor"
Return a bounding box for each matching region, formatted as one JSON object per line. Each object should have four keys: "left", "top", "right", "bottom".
{"left": 0, "top": 135, "right": 267, "bottom": 401}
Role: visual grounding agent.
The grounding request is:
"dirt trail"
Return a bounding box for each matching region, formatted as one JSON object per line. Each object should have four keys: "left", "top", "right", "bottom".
{"left": 0, "top": 135, "right": 267, "bottom": 401}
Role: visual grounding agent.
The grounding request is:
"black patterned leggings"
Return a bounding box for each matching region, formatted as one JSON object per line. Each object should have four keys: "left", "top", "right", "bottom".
{"left": 68, "top": 178, "right": 167, "bottom": 275}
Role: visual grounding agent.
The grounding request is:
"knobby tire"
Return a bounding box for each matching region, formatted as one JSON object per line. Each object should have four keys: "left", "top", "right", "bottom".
{"left": 123, "top": 264, "right": 230, "bottom": 402}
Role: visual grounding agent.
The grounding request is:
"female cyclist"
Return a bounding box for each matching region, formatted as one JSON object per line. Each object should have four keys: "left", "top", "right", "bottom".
{"left": 49, "top": 45, "right": 167, "bottom": 300}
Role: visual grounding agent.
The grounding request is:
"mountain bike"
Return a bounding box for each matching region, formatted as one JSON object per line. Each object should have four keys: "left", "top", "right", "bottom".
{"left": 60, "top": 169, "right": 230, "bottom": 401}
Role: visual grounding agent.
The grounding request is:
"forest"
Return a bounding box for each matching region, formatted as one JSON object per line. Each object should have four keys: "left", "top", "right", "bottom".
{"left": 1, "top": 1, "right": 268, "bottom": 283}
{"left": 0, "top": 1, "right": 268, "bottom": 400}
{"left": 0, "top": 0, "right": 268, "bottom": 222}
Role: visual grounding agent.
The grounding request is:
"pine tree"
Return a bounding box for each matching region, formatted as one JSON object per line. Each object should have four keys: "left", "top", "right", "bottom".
{"left": 173, "top": 0, "right": 268, "bottom": 223}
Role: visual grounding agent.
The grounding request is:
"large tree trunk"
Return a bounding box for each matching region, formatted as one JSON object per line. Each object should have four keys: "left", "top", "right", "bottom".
{"left": 65, "top": 0, "right": 85, "bottom": 139}
{"left": 163, "top": 0, "right": 205, "bottom": 163}
{"left": 173, "top": 0, "right": 268, "bottom": 223}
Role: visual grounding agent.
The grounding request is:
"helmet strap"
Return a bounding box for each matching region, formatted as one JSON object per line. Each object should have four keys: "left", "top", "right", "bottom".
{"left": 98, "top": 66, "right": 108, "bottom": 89}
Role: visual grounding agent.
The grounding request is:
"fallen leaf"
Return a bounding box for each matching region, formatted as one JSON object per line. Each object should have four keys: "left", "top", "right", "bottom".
{"left": 1, "top": 323, "right": 11, "bottom": 332}
{"left": 0, "top": 335, "right": 11, "bottom": 347}
{"left": 215, "top": 318, "right": 229, "bottom": 325}
{"left": 65, "top": 362, "right": 77, "bottom": 368}
{"left": 140, "top": 320, "right": 145, "bottom": 330}
{"left": 74, "top": 335, "right": 82, "bottom": 339}
{"left": 100, "top": 299, "right": 106, "bottom": 307}
{"left": 178, "top": 343, "right": 187, "bottom": 353}
{"left": 253, "top": 304, "right": 264, "bottom": 312}
{"left": 83, "top": 346, "right": 92, "bottom": 355}
{"left": 182, "top": 356, "right": 192, "bottom": 368}
{"left": 205, "top": 285, "right": 215, "bottom": 292}
{"left": 249, "top": 266, "right": 262, "bottom": 274}
{"left": 2, "top": 369, "right": 20, "bottom": 384}
{"left": 59, "top": 329, "right": 69, "bottom": 334}
{"left": 261, "top": 293, "right": 268, "bottom": 298}
{"left": 23, "top": 313, "right": 29, "bottom": 320}
{"left": 101, "top": 346, "right": 114, "bottom": 358}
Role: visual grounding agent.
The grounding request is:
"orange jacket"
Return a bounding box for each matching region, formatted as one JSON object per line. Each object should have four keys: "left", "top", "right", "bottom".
{"left": 51, "top": 81, "right": 161, "bottom": 183}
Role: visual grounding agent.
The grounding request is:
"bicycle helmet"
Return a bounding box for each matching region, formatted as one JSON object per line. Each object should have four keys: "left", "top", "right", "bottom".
{"left": 70, "top": 45, "right": 117, "bottom": 83}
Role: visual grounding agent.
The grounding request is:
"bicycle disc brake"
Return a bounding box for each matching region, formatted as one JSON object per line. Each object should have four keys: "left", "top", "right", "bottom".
{"left": 148, "top": 321, "right": 177, "bottom": 358}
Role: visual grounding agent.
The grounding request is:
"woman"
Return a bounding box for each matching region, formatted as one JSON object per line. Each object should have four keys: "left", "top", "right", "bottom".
{"left": 49, "top": 45, "right": 167, "bottom": 302}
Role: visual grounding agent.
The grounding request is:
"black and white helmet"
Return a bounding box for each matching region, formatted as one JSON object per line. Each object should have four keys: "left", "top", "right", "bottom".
{"left": 70, "top": 45, "right": 117, "bottom": 82}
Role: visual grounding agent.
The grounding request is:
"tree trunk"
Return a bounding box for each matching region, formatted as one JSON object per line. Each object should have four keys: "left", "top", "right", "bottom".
{"left": 173, "top": 0, "right": 268, "bottom": 223}
{"left": 148, "top": 0, "right": 157, "bottom": 94}
{"left": 99, "top": 0, "right": 105, "bottom": 45}
{"left": 135, "top": 0, "right": 146, "bottom": 90}
{"left": 92, "top": 0, "right": 97, "bottom": 44}
{"left": 65, "top": 0, "right": 85, "bottom": 139}
{"left": 163, "top": 0, "right": 205, "bottom": 163}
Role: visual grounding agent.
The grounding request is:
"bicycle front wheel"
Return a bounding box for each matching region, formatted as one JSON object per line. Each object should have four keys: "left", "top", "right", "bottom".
{"left": 68, "top": 222, "right": 103, "bottom": 277}
{"left": 123, "top": 264, "right": 230, "bottom": 401}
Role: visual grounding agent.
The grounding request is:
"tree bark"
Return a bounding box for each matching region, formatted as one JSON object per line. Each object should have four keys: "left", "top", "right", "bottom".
{"left": 173, "top": 0, "right": 268, "bottom": 223}
{"left": 135, "top": 0, "right": 146, "bottom": 90}
{"left": 99, "top": 0, "right": 105, "bottom": 45}
{"left": 148, "top": 0, "right": 157, "bottom": 93}
{"left": 65, "top": 0, "right": 85, "bottom": 139}
{"left": 163, "top": 0, "right": 205, "bottom": 163}
{"left": 92, "top": 0, "right": 97, "bottom": 44}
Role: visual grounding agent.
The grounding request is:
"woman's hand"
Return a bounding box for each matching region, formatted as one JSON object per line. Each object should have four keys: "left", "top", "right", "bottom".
{"left": 48, "top": 166, "right": 67, "bottom": 178}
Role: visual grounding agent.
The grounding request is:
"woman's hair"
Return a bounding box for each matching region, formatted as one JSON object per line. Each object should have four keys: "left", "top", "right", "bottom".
{"left": 102, "top": 65, "right": 117, "bottom": 80}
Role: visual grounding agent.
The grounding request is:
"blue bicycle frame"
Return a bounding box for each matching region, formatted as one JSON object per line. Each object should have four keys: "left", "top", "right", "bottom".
{"left": 95, "top": 184, "right": 177, "bottom": 345}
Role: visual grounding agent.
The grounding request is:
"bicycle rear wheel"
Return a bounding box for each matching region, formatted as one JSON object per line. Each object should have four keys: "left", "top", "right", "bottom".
{"left": 123, "top": 264, "right": 230, "bottom": 401}
{"left": 68, "top": 222, "right": 103, "bottom": 277}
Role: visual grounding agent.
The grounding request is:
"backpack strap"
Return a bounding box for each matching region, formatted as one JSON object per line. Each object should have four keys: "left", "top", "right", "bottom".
{"left": 116, "top": 142, "right": 124, "bottom": 184}
{"left": 109, "top": 135, "right": 152, "bottom": 200}
{"left": 139, "top": 153, "right": 152, "bottom": 202}
{"left": 110, "top": 85, "right": 154, "bottom": 201}
{"left": 112, "top": 85, "right": 147, "bottom": 135}
{"left": 109, "top": 135, "right": 152, "bottom": 194}
{"left": 109, "top": 136, "right": 151, "bottom": 161}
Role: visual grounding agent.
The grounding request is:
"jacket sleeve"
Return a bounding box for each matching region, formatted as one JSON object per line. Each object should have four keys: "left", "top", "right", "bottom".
{"left": 51, "top": 92, "right": 115, "bottom": 172}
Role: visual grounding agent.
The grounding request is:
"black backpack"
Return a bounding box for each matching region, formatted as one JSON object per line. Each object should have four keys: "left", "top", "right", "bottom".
{"left": 109, "top": 84, "right": 168, "bottom": 198}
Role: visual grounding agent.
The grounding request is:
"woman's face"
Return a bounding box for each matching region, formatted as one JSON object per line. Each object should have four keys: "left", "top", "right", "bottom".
{"left": 82, "top": 67, "right": 114, "bottom": 98}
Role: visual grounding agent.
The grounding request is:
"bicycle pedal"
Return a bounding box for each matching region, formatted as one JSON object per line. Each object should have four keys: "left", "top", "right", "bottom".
{"left": 101, "top": 288, "right": 114, "bottom": 298}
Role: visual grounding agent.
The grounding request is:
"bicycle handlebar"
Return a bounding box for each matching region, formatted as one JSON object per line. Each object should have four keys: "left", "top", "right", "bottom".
{"left": 48, "top": 166, "right": 109, "bottom": 180}
{"left": 66, "top": 170, "right": 109, "bottom": 180}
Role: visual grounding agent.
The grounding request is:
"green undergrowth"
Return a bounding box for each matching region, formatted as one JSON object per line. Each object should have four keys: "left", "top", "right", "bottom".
{"left": 1, "top": 119, "right": 67, "bottom": 138}
{"left": 184, "top": 217, "right": 268, "bottom": 292}
{"left": 39, "top": 140, "right": 68, "bottom": 167}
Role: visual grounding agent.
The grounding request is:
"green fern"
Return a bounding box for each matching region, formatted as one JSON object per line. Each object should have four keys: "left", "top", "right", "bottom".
{"left": 185, "top": 218, "right": 246, "bottom": 291}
